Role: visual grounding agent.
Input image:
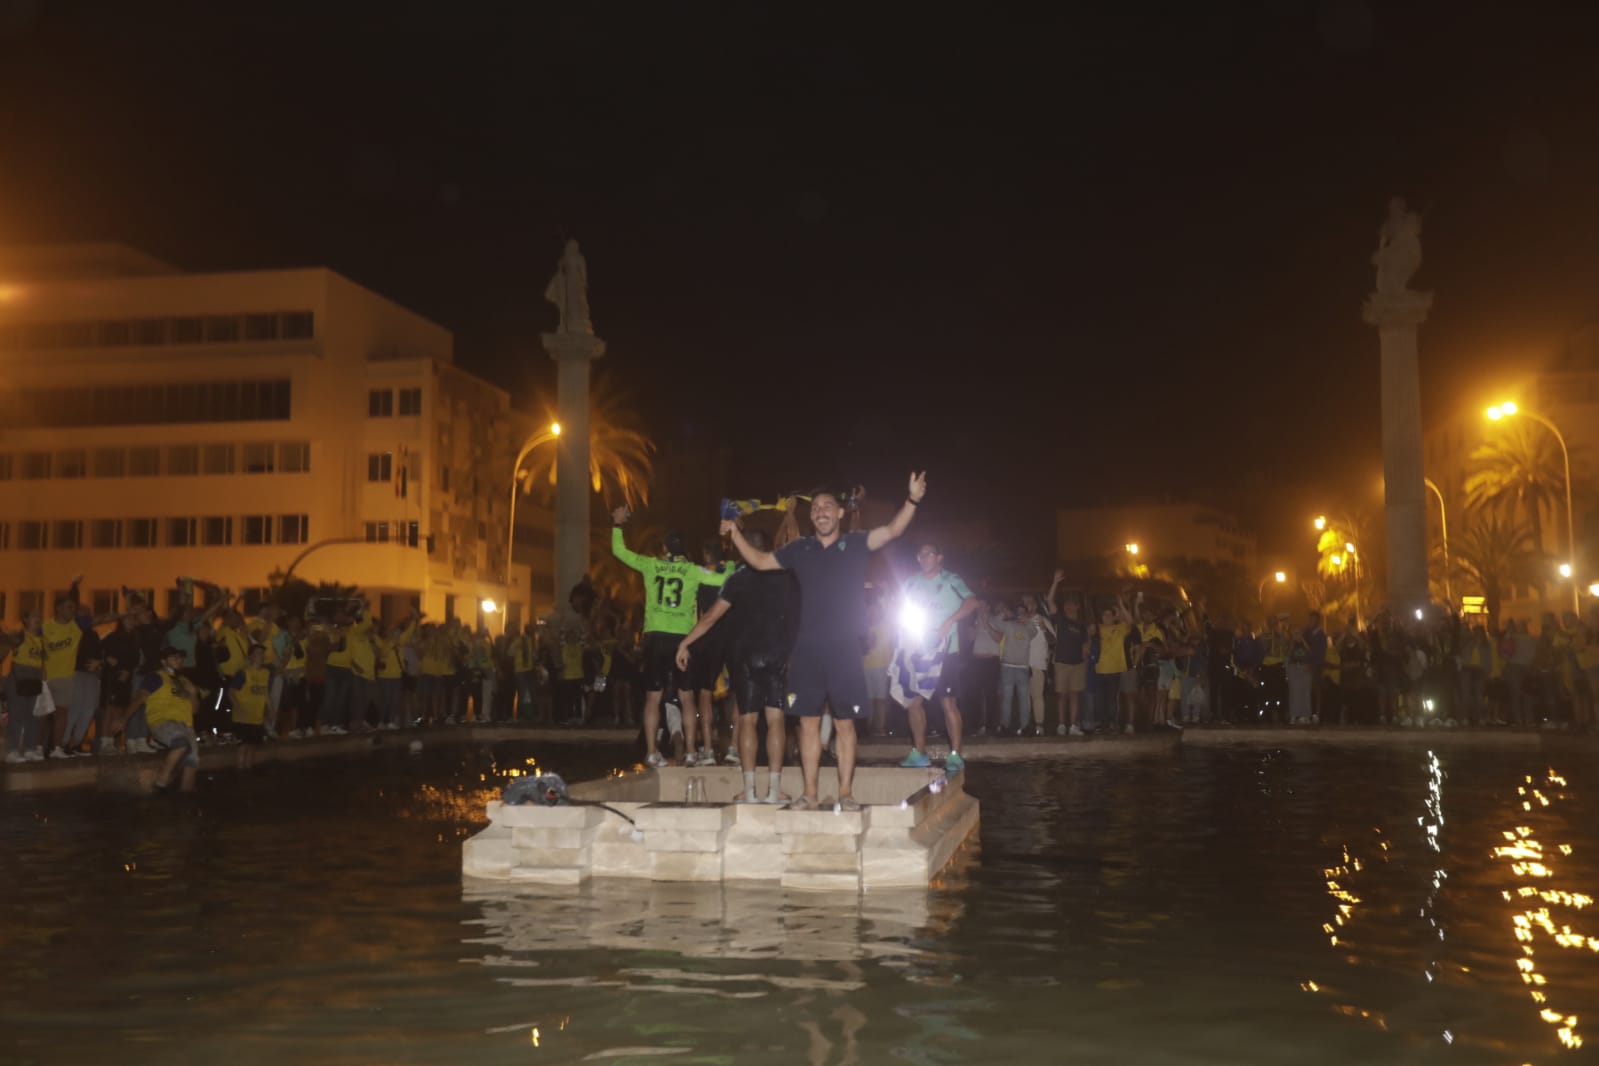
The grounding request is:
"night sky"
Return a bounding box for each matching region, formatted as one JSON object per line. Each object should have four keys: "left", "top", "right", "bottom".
{"left": 6, "top": 2, "right": 1599, "bottom": 565}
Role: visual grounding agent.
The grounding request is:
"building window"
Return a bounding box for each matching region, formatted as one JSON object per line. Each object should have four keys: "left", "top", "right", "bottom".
{"left": 18, "top": 521, "right": 46, "bottom": 550}
{"left": 127, "top": 518, "right": 158, "bottom": 547}
{"left": 440, "top": 465, "right": 450, "bottom": 492}
{"left": 90, "top": 589, "right": 120, "bottom": 616}
{"left": 92, "top": 448, "right": 126, "bottom": 477}
{"left": 21, "top": 452, "right": 50, "bottom": 479}
{"left": 281, "top": 312, "right": 314, "bottom": 339}
{"left": 90, "top": 519, "right": 121, "bottom": 549}
{"left": 0, "top": 454, "right": 11, "bottom": 480}
{"left": 127, "top": 446, "right": 160, "bottom": 476}
{"left": 279, "top": 441, "right": 310, "bottom": 472}
{"left": 242, "top": 515, "right": 272, "bottom": 545}
{"left": 167, "top": 445, "right": 199, "bottom": 475}
{"left": 17, "top": 590, "right": 43, "bottom": 618}
{"left": 202, "top": 443, "right": 235, "bottom": 475}
{"left": 242, "top": 442, "right": 275, "bottom": 473}
{"left": 369, "top": 389, "right": 394, "bottom": 417}
{"left": 204, "top": 315, "right": 241, "bottom": 342}
{"left": 364, "top": 521, "right": 391, "bottom": 543}
{"left": 278, "top": 514, "right": 309, "bottom": 545}
{"left": 0, "top": 522, "right": 9, "bottom": 549}
{"left": 99, "top": 320, "right": 132, "bottom": 346}
{"left": 167, "top": 517, "right": 197, "bottom": 547}
{"left": 134, "top": 318, "right": 167, "bottom": 345}
{"left": 367, "top": 452, "right": 393, "bottom": 482}
{"left": 201, "top": 516, "right": 232, "bottom": 546}
{"left": 244, "top": 313, "right": 280, "bottom": 341}
{"left": 52, "top": 520, "right": 83, "bottom": 549}
{"left": 3, "top": 379, "right": 292, "bottom": 428}
{"left": 56, "top": 449, "right": 87, "bottom": 479}
{"left": 171, "top": 317, "right": 203, "bottom": 343}
{"left": 398, "top": 387, "right": 422, "bottom": 416}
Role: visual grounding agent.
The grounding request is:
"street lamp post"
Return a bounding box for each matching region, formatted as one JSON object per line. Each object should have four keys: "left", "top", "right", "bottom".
{"left": 1258, "top": 570, "right": 1287, "bottom": 603}
{"left": 1423, "top": 476, "right": 1451, "bottom": 604}
{"left": 1487, "top": 401, "right": 1578, "bottom": 615}
{"left": 505, "top": 422, "right": 562, "bottom": 612}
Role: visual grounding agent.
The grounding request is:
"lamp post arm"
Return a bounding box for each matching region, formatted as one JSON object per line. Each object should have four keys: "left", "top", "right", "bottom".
{"left": 1526, "top": 409, "right": 1577, "bottom": 615}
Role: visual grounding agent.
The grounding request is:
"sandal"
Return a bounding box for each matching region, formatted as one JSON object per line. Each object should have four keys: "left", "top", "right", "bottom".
{"left": 787, "top": 796, "right": 816, "bottom": 811}
{"left": 763, "top": 791, "right": 791, "bottom": 805}
{"left": 836, "top": 796, "right": 862, "bottom": 812}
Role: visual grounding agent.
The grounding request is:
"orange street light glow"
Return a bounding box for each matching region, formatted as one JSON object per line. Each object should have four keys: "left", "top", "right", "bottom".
{"left": 1274, "top": 571, "right": 1286, "bottom": 583}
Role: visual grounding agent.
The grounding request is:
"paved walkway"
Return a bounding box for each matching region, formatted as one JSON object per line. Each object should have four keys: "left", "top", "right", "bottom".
{"left": 2, "top": 722, "right": 1587, "bottom": 795}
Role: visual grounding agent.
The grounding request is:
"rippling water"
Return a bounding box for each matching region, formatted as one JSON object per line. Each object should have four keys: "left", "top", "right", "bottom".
{"left": 2, "top": 740, "right": 1596, "bottom": 1064}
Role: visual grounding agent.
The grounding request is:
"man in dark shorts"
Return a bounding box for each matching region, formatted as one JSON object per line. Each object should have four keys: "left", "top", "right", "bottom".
{"left": 688, "top": 538, "right": 737, "bottom": 766}
{"left": 722, "top": 472, "right": 927, "bottom": 810}
{"left": 676, "top": 529, "right": 798, "bottom": 803}
{"left": 612, "top": 506, "right": 729, "bottom": 768}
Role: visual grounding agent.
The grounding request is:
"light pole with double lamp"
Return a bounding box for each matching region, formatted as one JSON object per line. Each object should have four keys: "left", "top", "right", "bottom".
{"left": 1486, "top": 401, "right": 1577, "bottom": 615}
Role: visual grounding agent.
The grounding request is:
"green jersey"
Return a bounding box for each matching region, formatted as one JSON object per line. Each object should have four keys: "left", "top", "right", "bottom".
{"left": 612, "top": 527, "right": 729, "bottom": 635}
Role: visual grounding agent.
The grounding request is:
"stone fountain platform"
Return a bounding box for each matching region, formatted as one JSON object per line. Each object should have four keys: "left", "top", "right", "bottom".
{"left": 462, "top": 766, "right": 978, "bottom": 892}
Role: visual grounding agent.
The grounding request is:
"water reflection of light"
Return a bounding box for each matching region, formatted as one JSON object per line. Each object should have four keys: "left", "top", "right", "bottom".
{"left": 1492, "top": 768, "right": 1591, "bottom": 1052}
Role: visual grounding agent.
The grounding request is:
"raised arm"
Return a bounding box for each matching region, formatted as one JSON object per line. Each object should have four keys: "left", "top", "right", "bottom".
{"left": 722, "top": 519, "right": 779, "bottom": 571}
{"left": 866, "top": 471, "right": 927, "bottom": 552}
{"left": 609, "top": 507, "right": 649, "bottom": 572}
{"left": 675, "top": 599, "right": 734, "bottom": 670}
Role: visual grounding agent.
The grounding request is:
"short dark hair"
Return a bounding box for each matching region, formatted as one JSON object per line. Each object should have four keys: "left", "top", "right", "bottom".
{"left": 809, "top": 487, "right": 843, "bottom": 507}
{"left": 664, "top": 532, "right": 686, "bottom": 557}
{"left": 745, "top": 528, "right": 770, "bottom": 552}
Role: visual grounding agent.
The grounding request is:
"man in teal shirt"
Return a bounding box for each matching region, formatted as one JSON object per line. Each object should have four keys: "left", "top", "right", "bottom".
{"left": 897, "top": 543, "right": 980, "bottom": 770}
{"left": 612, "top": 506, "right": 729, "bottom": 767}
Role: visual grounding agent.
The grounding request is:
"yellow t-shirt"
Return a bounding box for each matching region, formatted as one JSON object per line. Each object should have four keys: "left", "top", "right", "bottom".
{"left": 1262, "top": 631, "right": 1288, "bottom": 666}
{"left": 325, "top": 623, "right": 353, "bottom": 669}
{"left": 512, "top": 635, "right": 536, "bottom": 673}
{"left": 561, "top": 641, "right": 584, "bottom": 682}
{"left": 42, "top": 617, "right": 85, "bottom": 679}
{"left": 13, "top": 631, "right": 46, "bottom": 670}
{"left": 1096, "top": 622, "right": 1131, "bottom": 675}
{"left": 216, "top": 626, "right": 250, "bottom": 677}
{"left": 249, "top": 620, "right": 282, "bottom": 665}
{"left": 143, "top": 670, "right": 195, "bottom": 729}
{"left": 348, "top": 617, "right": 377, "bottom": 679}
{"left": 862, "top": 623, "right": 893, "bottom": 670}
{"left": 284, "top": 633, "right": 307, "bottom": 672}
{"left": 230, "top": 665, "right": 271, "bottom": 725}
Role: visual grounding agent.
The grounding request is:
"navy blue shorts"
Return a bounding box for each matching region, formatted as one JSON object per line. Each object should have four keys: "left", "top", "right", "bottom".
{"left": 732, "top": 651, "right": 786, "bottom": 715}
{"left": 785, "top": 639, "right": 868, "bottom": 719}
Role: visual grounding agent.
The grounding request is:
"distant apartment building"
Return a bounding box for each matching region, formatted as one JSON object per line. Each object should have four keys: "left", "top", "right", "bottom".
{"left": 1056, "top": 502, "right": 1257, "bottom": 571}
{"left": 0, "top": 244, "right": 554, "bottom": 631}
{"left": 1421, "top": 324, "right": 1599, "bottom": 619}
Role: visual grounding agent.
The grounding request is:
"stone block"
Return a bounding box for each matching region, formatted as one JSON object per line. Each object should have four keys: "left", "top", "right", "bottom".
{"left": 723, "top": 841, "right": 785, "bottom": 881}
{"left": 728, "top": 803, "right": 779, "bottom": 833}
{"left": 590, "top": 842, "right": 652, "bottom": 878}
{"left": 514, "top": 845, "right": 589, "bottom": 868}
{"left": 865, "top": 803, "right": 917, "bottom": 829}
{"left": 494, "top": 804, "right": 602, "bottom": 829}
{"left": 462, "top": 832, "right": 514, "bottom": 878}
{"left": 651, "top": 851, "right": 723, "bottom": 881}
{"left": 634, "top": 804, "right": 732, "bottom": 832}
{"left": 782, "top": 832, "right": 863, "bottom": 855}
{"left": 506, "top": 865, "right": 586, "bottom": 886}
{"left": 862, "top": 848, "right": 930, "bottom": 889}
{"left": 511, "top": 826, "right": 597, "bottom": 850}
{"left": 781, "top": 870, "right": 861, "bottom": 892}
{"left": 642, "top": 829, "right": 724, "bottom": 853}
{"left": 775, "top": 807, "right": 863, "bottom": 836}
{"left": 785, "top": 851, "right": 862, "bottom": 875}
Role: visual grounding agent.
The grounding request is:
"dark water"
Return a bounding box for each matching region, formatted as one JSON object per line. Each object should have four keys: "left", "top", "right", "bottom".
{"left": 2, "top": 740, "right": 1596, "bottom": 1065}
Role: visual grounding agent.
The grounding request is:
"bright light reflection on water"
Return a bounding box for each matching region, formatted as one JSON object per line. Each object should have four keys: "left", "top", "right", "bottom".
{"left": 1, "top": 740, "right": 1597, "bottom": 1063}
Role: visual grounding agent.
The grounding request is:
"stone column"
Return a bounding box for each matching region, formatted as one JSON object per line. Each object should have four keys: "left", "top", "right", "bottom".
{"left": 542, "top": 330, "right": 605, "bottom": 606}
{"left": 1362, "top": 290, "right": 1433, "bottom": 615}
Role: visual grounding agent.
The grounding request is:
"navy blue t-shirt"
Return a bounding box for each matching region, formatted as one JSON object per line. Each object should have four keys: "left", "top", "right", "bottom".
{"left": 774, "top": 532, "right": 871, "bottom": 647}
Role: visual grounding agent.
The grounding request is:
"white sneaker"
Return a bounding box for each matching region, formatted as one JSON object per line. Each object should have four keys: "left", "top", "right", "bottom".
{"left": 4, "top": 751, "right": 23, "bottom": 764}
{"left": 1056, "top": 724, "right": 1067, "bottom": 735}
{"left": 327, "top": 725, "right": 347, "bottom": 735}
{"left": 25, "top": 749, "right": 45, "bottom": 762}
{"left": 1069, "top": 724, "right": 1084, "bottom": 737}
{"left": 722, "top": 750, "right": 740, "bottom": 766}
{"left": 646, "top": 752, "right": 668, "bottom": 769}
{"left": 1123, "top": 723, "right": 1135, "bottom": 735}
{"left": 47, "top": 746, "right": 70, "bottom": 759}
{"left": 291, "top": 728, "right": 308, "bottom": 739}
{"left": 97, "top": 739, "right": 120, "bottom": 756}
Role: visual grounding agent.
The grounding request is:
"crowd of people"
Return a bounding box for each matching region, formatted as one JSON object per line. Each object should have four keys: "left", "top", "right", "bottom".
{"left": 7, "top": 487, "right": 1595, "bottom": 796}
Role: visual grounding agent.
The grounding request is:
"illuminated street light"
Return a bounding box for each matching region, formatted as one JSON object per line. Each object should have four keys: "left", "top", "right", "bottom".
{"left": 481, "top": 598, "right": 498, "bottom": 614}
{"left": 1345, "top": 542, "right": 1356, "bottom": 555}
{"left": 1314, "top": 516, "right": 1327, "bottom": 531}
{"left": 1274, "top": 570, "right": 1286, "bottom": 583}
{"left": 1487, "top": 399, "right": 1576, "bottom": 614}
{"left": 1331, "top": 553, "right": 1344, "bottom": 567}
{"left": 506, "top": 422, "right": 564, "bottom": 605}
{"left": 1589, "top": 583, "right": 1599, "bottom": 597}
{"left": 1125, "top": 542, "right": 1140, "bottom": 555}
{"left": 1258, "top": 569, "right": 1288, "bottom": 603}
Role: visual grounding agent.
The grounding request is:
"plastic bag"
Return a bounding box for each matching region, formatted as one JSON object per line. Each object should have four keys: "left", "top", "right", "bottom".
{"left": 33, "top": 680, "right": 56, "bottom": 718}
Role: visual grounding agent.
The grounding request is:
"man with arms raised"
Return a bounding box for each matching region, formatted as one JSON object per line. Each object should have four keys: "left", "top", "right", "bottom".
{"left": 612, "top": 508, "right": 728, "bottom": 768}
{"left": 723, "top": 473, "right": 926, "bottom": 810}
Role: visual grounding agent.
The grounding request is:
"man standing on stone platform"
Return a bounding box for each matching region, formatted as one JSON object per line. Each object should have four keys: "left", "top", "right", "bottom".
{"left": 722, "top": 474, "right": 926, "bottom": 811}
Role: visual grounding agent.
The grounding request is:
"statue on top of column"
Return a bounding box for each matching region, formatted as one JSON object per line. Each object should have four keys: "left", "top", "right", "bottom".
{"left": 1372, "top": 197, "right": 1422, "bottom": 295}
{"left": 544, "top": 239, "right": 593, "bottom": 335}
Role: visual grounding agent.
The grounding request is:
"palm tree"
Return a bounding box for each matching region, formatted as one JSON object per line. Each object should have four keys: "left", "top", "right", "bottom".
{"left": 1451, "top": 503, "right": 1544, "bottom": 625}
{"left": 1464, "top": 423, "right": 1568, "bottom": 555}
{"left": 517, "top": 372, "right": 655, "bottom": 510}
